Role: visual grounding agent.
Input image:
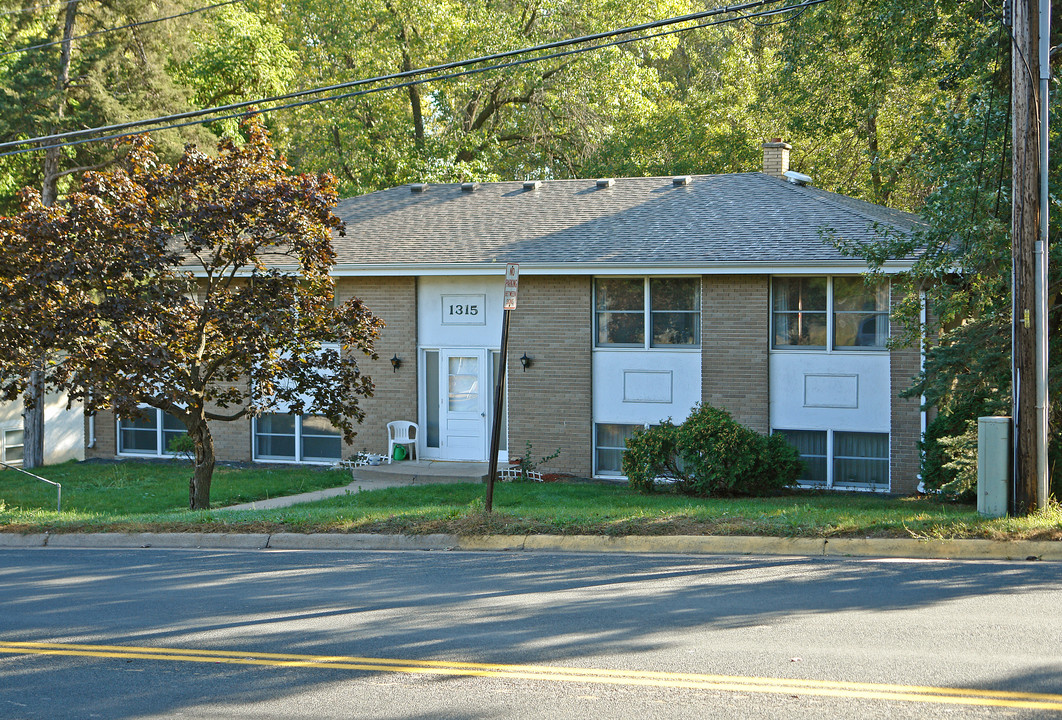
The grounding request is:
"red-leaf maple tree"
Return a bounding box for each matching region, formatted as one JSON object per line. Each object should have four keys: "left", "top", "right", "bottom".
{"left": 0, "top": 117, "right": 382, "bottom": 509}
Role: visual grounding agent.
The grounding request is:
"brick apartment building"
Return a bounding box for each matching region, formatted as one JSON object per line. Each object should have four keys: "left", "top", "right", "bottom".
{"left": 86, "top": 142, "right": 926, "bottom": 493}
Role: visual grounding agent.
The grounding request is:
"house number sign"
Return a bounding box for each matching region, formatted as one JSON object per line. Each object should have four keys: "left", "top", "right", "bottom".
{"left": 441, "top": 294, "right": 486, "bottom": 325}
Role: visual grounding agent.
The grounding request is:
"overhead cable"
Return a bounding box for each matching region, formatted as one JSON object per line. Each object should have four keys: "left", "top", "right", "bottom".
{"left": 0, "top": 0, "right": 826, "bottom": 158}
{"left": 0, "top": 0, "right": 245, "bottom": 59}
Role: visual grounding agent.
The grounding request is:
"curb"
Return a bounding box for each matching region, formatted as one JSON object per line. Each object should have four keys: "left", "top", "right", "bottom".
{"left": 0, "top": 532, "right": 1058, "bottom": 561}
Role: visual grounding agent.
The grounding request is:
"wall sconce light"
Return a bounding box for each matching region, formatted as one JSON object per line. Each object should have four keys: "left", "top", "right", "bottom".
{"left": 519, "top": 352, "right": 532, "bottom": 371}
{"left": 390, "top": 354, "right": 401, "bottom": 372}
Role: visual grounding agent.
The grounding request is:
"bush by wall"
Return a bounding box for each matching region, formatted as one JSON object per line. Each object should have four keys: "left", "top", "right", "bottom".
{"left": 622, "top": 404, "right": 802, "bottom": 497}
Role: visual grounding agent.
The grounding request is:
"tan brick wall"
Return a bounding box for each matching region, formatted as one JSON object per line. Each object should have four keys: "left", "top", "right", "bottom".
{"left": 335, "top": 276, "right": 418, "bottom": 458}
{"left": 701, "top": 275, "right": 770, "bottom": 433}
{"left": 85, "top": 410, "right": 116, "bottom": 458}
{"left": 890, "top": 292, "right": 923, "bottom": 494}
{"left": 82, "top": 276, "right": 419, "bottom": 464}
{"left": 507, "top": 275, "right": 593, "bottom": 477}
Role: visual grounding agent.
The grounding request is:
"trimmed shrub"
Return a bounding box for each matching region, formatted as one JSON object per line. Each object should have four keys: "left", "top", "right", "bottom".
{"left": 622, "top": 404, "right": 802, "bottom": 497}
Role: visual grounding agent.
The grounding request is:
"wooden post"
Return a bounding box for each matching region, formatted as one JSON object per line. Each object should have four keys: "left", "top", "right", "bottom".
{"left": 1010, "top": 0, "right": 1044, "bottom": 514}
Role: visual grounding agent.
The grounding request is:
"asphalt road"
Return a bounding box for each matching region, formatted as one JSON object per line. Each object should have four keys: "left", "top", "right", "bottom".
{"left": 2, "top": 548, "right": 1061, "bottom": 719}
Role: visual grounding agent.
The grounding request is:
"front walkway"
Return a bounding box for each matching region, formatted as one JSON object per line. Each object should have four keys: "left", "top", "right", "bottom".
{"left": 221, "top": 460, "right": 490, "bottom": 512}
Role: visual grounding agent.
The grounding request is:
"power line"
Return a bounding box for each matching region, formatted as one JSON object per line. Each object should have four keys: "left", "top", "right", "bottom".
{"left": 0, "top": 0, "right": 244, "bottom": 59}
{"left": 0, "top": 0, "right": 826, "bottom": 158}
{"left": 1, "top": 0, "right": 793, "bottom": 152}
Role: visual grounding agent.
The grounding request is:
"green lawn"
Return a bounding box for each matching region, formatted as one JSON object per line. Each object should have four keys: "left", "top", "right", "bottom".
{"left": 0, "top": 460, "right": 352, "bottom": 514}
{"left": 2, "top": 460, "right": 1060, "bottom": 541}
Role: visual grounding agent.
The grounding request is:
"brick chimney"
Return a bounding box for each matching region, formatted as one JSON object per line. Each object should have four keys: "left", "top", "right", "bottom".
{"left": 761, "top": 138, "right": 792, "bottom": 178}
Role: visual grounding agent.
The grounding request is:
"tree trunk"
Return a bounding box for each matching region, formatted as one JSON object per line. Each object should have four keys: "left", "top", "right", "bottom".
{"left": 24, "top": 0, "right": 79, "bottom": 468}
{"left": 21, "top": 370, "right": 45, "bottom": 469}
{"left": 188, "top": 421, "right": 216, "bottom": 510}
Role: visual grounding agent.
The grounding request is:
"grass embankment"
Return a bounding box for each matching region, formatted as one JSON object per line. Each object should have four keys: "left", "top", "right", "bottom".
{"left": 1, "top": 460, "right": 1060, "bottom": 541}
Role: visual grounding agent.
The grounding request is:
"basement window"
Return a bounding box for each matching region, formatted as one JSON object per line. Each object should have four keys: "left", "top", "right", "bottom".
{"left": 117, "top": 409, "right": 186, "bottom": 456}
{"left": 254, "top": 414, "right": 341, "bottom": 463}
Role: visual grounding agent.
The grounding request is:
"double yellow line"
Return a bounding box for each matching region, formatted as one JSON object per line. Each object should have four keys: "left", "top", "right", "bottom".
{"left": 3, "top": 641, "right": 1061, "bottom": 711}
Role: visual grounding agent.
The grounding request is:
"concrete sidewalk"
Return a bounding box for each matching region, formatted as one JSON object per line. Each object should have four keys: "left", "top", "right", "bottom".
{"left": 220, "top": 460, "right": 489, "bottom": 511}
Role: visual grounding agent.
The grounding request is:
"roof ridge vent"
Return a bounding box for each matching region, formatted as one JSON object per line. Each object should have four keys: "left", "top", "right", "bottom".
{"left": 522, "top": 180, "right": 542, "bottom": 190}
{"left": 410, "top": 183, "right": 429, "bottom": 193}
{"left": 596, "top": 178, "right": 614, "bottom": 188}
{"left": 673, "top": 176, "right": 692, "bottom": 186}
{"left": 461, "top": 182, "right": 478, "bottom": 192}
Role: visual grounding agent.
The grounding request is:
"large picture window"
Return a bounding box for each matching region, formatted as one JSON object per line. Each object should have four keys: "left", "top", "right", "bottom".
{"left": 772, "top": 276, "right": 888, "bottom": 350}
{"left": 254, "top": 413, "right": 341, "bottom": 463}
{"left": 595, "top": 277, "right": 700, "bottom": 348}
{"left": 117, "top": 409, "right": 185, "bottom": 456}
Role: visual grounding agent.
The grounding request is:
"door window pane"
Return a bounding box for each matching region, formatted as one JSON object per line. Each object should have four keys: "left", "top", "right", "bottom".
{"left": 774, "top": 429, "right": 827, "bottom": 485}
{"left": 650, "top": 278, "right": 700, "bottom": 346}
{"left": 833, "top": 432, "right": 889, "bottom": 488}
{"left": 772, "top": 277, "right": 827, "bottom": 348}
{"left": 425, "top": 350, "right": 440, "bottom": 448}
{"left": 448, "top": 356, "right": 479, "bottom": 412}
{"left": 834, "top": 277, "right": 889, "bottom": 348}
{"left": 595, "top": 278, "right": 644, "bottom": 345}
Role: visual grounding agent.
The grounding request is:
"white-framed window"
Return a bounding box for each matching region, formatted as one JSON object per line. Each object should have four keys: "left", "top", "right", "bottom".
{"left": 595, "top": 277, "right": 700, "bottom": 348}
{"left": 253, "top": 413, "right": 341, "bottom": 463}
{"left": 1, "top": 427, "right": 24, "bottom": 465}
{"left": 594, "top": 423, "right": 644, "bottom": 476}
{"left": 117, "top": 409, "right": 185, "bottom": 456}
{"left": 773, "top": 428, "right": 889, "bottom": 490}
{"left": 772, "top": 276, "right": 889, "bottom": 350}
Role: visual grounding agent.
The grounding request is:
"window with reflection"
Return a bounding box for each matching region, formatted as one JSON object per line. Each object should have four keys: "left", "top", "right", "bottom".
{"left": 772, "top": 277, "right": 827, "bottom": 348}
{"left": 833, "top": 277, "right": 889, "bottom": 349}
{"left": 595, "top": 277, "right": 700, "bottom": 348}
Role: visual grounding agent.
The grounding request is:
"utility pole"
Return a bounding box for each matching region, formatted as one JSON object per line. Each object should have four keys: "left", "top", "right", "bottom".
{"left": 1010, "top": 0, "right": 1050, "bottom": 514}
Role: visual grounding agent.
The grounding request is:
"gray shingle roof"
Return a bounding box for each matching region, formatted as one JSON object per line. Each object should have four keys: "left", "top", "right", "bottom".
{"left": 331, "top": 172, "right": 924, "bottom": 270}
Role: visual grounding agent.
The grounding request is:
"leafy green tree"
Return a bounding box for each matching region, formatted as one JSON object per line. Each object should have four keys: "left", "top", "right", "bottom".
{"left": 0, "top": 118, "right": 383, "bottom": 509}
{"left": 275, "top": 0, "right": 689, "bottom": 195}
{"left": 843, "top": 11, "right": 1061, "bottom": 498}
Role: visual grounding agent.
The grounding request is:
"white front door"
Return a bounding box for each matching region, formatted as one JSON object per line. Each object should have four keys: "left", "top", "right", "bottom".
{"left": 436, "top": 348, "right": 487, "bottom": 460}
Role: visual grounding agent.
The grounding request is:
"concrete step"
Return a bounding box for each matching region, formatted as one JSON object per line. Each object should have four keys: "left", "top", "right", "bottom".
{"left": 350, "top": 460, "right": 489, "bottom": 485}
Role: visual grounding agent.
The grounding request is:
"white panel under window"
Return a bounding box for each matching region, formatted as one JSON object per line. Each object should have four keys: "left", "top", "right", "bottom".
{"left": 803, "top": 374, "right": 859, "bottom": 409}
{"left": 769, "top": 353, "right": 889, "bottom": 432}
{"left": 623, "top": 370, "right": 673, "bottom": 404}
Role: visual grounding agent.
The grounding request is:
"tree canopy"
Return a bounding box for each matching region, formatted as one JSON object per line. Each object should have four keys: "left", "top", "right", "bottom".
{"left": 0, "top": 118, "right": 382, "bottom": 508}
